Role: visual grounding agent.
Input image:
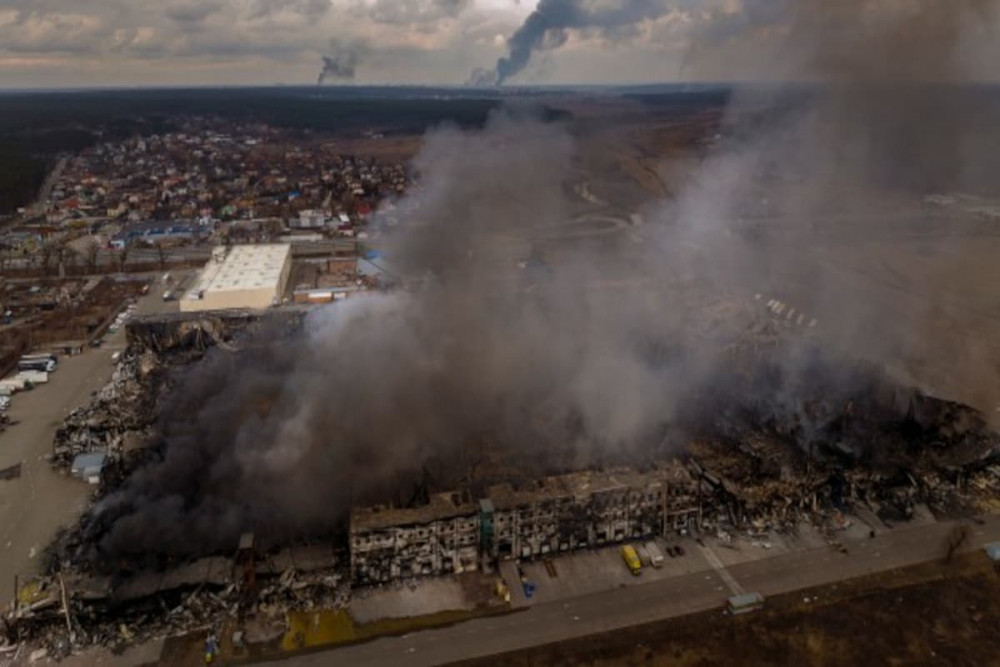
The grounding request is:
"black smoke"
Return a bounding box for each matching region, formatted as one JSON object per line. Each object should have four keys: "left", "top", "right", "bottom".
{"left": 480, "top": 0, "right": 672, "bottom": 86}
{"left": 317, "top": 39, "right": 368, "bottom": 84}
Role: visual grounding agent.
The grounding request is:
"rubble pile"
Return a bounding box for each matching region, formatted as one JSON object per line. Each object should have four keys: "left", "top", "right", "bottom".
{"left": 51, "top": 353, "right": 157, "bottom": 468}
{"left": 8, "top": 308, "right": 1000, "bottom": 656}
{"left": 4, "top": 549, "right": 350, "bottom": 658}
{"left": 50, "top": 310, "right": 305, "bottom": 472}
{"left": 689, "top": 386, "right": 1000, "bottom": 532}
{"left": 66, "top": 570, "right": 347, "bottom": 654}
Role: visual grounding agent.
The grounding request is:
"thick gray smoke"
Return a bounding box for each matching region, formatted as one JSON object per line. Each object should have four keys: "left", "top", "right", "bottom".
{"left": 93, "top": 111, "right": 719, "bottom": 558}
{"left": 317, "top": 39, "right": 368, "bottom": 84}
{"left": 90, "top": 1, "right": 1000, "bottom": 560}
{"left": 668, "top": 0, "right": 1000, "bottom": 405}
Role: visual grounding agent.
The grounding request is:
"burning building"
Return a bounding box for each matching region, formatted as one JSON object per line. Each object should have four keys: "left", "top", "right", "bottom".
{"left": 349, "top": 462, "right": 701, "bottom": 584}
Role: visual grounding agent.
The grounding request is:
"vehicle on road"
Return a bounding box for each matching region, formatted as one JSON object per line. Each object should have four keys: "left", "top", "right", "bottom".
{"left": 19, "top": 354, "right": 57, "bottom": 373}
{"left": 644, "top": 541, "right": 665, "bottom": 568}
{"left": 34, "top": 359, "right": 55, "bottom": 372}
{"left": 727, "top": 592, "right": 764, "bottom": 615}
{"left": 621, "top": 544, "right": 642, "bottom": 575}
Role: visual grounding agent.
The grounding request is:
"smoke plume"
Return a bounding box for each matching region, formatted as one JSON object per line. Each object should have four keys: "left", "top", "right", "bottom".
{"left": 317, "top": 39, "right": 368, "bottom": 84}
{"left": 90, "top": 1, "right": 1000, "bottom": 560}
{"left": 481, "top": 0, "right": 673, "bottom": 85}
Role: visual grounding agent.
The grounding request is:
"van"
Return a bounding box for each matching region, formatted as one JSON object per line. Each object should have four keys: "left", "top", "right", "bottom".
{"left": 644, "top": 541, "right": 665, "bottom": 568}
{"left": 621, "top": 544, "right": 642, "bottom": 576}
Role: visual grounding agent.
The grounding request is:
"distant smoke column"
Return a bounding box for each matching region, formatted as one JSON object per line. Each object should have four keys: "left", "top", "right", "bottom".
{"left": 490, "top": 0, "right": 672, "bottom": 86}
{"left": 496, "top": 3, "right": 562, "bottom": 85}
{"left": 317, "top": 41, "right": 364, "bottom": 85}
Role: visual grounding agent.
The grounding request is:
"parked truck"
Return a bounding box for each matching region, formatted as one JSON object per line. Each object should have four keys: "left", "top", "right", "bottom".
{"left": 0, "top": 378, "right": 28, "bottom": 393}
{"left": 19, "top": 354, "right": 56, "bottom": 373}
{"left": 621, "top": 544, "right": 642, "bottom": 576}
{"left": 644, "top": 541, "right": 665, "bottom": 568}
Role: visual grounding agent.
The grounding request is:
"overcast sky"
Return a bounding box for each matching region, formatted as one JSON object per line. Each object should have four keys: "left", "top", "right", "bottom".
{"left": 0, "top": 0, "right": 996, "bottom": 89}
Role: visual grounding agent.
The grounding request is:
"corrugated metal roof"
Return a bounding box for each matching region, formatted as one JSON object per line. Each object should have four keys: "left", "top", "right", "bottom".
{"left": 71, "top": 452, "right": 107, "bottom": 474}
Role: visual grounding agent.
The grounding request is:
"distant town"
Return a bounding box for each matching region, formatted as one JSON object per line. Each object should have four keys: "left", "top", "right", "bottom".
{"left": 1, "top": 118, "right": 410, "bottom": 276}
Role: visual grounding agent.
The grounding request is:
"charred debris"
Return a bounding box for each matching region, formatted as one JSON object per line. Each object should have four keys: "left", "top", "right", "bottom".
{"left": 6, "top": 307, "right": 1000, "bottom": 655}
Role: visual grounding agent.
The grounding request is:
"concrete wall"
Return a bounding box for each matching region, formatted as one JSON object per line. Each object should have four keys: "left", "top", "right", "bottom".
{"left": 181, "top": 286, "right": 276, "bottom": 312}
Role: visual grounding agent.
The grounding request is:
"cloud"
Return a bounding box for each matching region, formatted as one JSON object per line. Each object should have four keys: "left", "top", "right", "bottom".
{"left": 165, "top": 1, "right": 222, "bottom": 24}
{"left": 247, "top": 0, "right": 331, "bottom": 21}
{"left": 368, "top": 0, "right": 473, "bottom": 24}
{"left": 3, "top": 0, "right": 997, "bottom": 87}
{"left": 0, "top": 0, "right": 523, "bottom": 85}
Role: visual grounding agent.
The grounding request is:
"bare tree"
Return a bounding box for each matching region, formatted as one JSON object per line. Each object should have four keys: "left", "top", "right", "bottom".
{"left": 944, "top": 523, "right": 970, "bottom": 563}
{"left": 116, "top": 247, "right": 129, "bottom": 273}
{"left": 54, "top": 245, "right": 69, "bottom": 278}
{"left": 64, "top": 249, "right": 79, "bottom": 276}
{"left": 85, "top": 240, "right": 100, "bottom": 274}
{"left": 39, "top": 243, "right": 55, "bottom": 276}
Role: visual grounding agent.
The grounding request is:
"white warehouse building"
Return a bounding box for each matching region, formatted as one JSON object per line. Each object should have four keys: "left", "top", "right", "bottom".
{"left": 180, "top": 244, "right": 292, "bottom": 312}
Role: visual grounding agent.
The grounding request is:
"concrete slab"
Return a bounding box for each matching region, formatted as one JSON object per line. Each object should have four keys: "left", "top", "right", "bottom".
{"left": 515, "top": 539, "right": 710, "bottom": 605}
{"left": 0, "top": 285, "right": 177, "bottom": 602}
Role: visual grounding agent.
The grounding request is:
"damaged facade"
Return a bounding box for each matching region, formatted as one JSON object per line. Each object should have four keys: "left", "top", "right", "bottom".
{"left": 350, "top": 462, "right": 701, "bottom": 585}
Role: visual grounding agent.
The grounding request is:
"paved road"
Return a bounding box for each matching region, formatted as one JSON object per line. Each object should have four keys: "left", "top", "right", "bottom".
{"left": 268, "top": 516, "right": 1000, "bottom": 667}
{"left": 0, "top": 350, "right": 115, "bottom": 602}
{"left": 0, "top": 287, "right": 174, "bottom": 603}
{"left": 25, "top": 156, "right": 69, "bottom": 217}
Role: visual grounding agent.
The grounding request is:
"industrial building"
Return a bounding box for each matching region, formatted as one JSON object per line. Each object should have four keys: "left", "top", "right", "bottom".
{"left": 349, "top": 462, "right": 702, "bottom": 584}
{"left": 180, "top": 244, "right": 292, "bottom": 312}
